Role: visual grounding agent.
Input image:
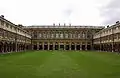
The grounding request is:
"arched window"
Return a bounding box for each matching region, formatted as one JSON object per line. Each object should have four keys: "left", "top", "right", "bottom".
{"left": 60, "top": 33, "right": 63, "bottom": 38}
{"left": 56, "top": 33, "right": 59, "bottom": 38}
{"left": 65, "top": 33, "right": 68, "bottom": 38}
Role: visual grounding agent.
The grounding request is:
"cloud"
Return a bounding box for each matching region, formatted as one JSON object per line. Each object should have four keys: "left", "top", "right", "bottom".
{"left": 100, "top": 0, "right": 120, "bottom": 25}
{"left": 63, "top": 7, "right": 73, "bottom": 18}
{"left": 0, "top": 0, "right": 109, "bottom": 26}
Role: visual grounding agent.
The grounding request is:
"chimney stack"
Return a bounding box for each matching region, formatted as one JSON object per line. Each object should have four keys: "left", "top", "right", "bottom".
{"left": 69, "top": 23, "right": 71, "bottom": 26}
{"left": 0, "top": 15, "right": 4, "bottom": 18}
{"left": 107, "top": 25, "right": 109, "bottom": 28}
{"left": 116, "top": 21, "right": 119, "bottom": 24}
{"left": 59, "top": 23, "right": 60, "bottom": 26}
{"left": 64, "top": 23, "right": 66, "bottom": 26}
{"left": 53, "top": 23, "right": 55, "bottom": 26}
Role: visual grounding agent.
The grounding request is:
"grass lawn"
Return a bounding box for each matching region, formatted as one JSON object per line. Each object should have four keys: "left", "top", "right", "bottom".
{"left": 0, "top": 51, "right": 120, "bottom": 78}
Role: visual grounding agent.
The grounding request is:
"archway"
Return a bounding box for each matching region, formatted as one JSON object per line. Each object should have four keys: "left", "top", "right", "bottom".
{"left": 0, "top": 42, "right": 3, "bottom": 53}
{"left": 76, "top": 44, "right": 80, "bottom": 50}
{"left": 44, "top": 43, "right": 48, "bottom": 50}
{"left": 82, "top": 45, "right": 85, "bottom": 50}
{"left": 49, "top": 44, "right": 53, "bottom": 50}
{"left": 66, "top": 44, "right": 69, "bottom": 50}
{"left": 39, "top": 44, "right": 42, "bottom": 50}
{"left": 71, "top": 44, "right": 75, "bottom": 50}
{"left": 55, "top": 42, "right": 59, "bottom": 50}
{"left": 33, "top": 44, "right": 37, "bottom": 50}
{"left": 87, "top": 45, "right": 91, "bottom": 50}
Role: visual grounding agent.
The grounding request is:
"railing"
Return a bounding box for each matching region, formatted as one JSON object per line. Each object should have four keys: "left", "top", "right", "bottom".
{"left": 24, "top": 25, "right": 105, "bottom": 29}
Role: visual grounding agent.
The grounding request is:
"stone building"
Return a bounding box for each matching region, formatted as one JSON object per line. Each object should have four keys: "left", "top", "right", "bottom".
{"left": 1, "top": 15, "right": 120, "bottom": 53}
{"left": 93, "top": 21, "right": 120, "bottom": 52}
{"left": 0, "top": 15, "right": 31, "bottom": 53}
{"left": 24, "top": 25, "right": 104, "bottom": 50}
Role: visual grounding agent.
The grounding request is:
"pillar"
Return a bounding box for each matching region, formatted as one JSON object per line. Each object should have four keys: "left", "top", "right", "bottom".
{"left": 37, "top": 42, "right": 39, "bottom": 50}
{"left": 53, "top": 42, "right": 55, "bottom": 50}
{"left": 80, "top": 43, "right": 82, "bottom": 50}
{"left": 75, "top": 43, "right": 77, "bottom": 50}
{"left": 85, "top": 42, "right": 87, "bottom": 50}
{"left": 69, "top": 43, "right": 71, "bottom": 50}
{"left": 15, "top": 42, "right": 17, "bottom": 52}
{"left": 64, "top": 43, "right": 66, "bottom": 50}
{"left": 48, "top": 42, "right": 49, "bottom": 50}
{"left": 59, "top": 42, "right": 60, "bottom": 50}
{"left": 1, "top": 42, "right": 4, "bottom": 53}
{"left": 42, "top": 42, "right": 44, "bottom": 50}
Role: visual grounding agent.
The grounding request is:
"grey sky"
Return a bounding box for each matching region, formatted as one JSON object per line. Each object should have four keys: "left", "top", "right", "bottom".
{"left": 100, "top": 0, "right": 120, "bottom": 25}
{"left": 0, "top": 0, "right": 119, "bottom": 26}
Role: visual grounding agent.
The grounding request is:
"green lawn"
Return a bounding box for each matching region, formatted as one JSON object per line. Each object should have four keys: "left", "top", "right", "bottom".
{"left": 0, "top": 51, "right": 120, "bottom": 78}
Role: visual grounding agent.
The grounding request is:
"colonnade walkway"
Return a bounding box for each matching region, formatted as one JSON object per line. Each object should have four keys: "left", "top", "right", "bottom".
{"left": 33, "top": 44, "right": 91, "bottom": 51}
{"left": 0, "top": 42, "right": 31, "bottom": 53}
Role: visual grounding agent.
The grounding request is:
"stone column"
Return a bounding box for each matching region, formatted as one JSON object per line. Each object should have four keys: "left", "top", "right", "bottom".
{"left": 37, "top": 42, "right": 39, "bottom": 50}
{"left": 69, "top": 43, "right": 71, "bottom": 50}
{"left": 112, "top": 43, "right": 114, "bottom": 52}
{"left": 48, "top": 42, "right": 49, "bottom": 50}
{"left": 53, "top": 42, "right": 55, "bottom": 50}
{"left": 15, "top": 42, "right": 17, "bottom": 52}
{"left": 31, "top": 40, "right": 34, "bottom": 50}
{"left": 80, "top": 43, "right": 82, "bottom": 50}
{"left": 59, "top": 42, "right": 60, "bottom": 50}
{"left": 42, "top": 42, "right": 44, "bottom": 50}
{"left": 75, "top": 43, "right": 77, "bottom": 50}
{"left": 2, "top": 42, "right": 4, "bottom": 53}
{"left": 64, "top": 43, "right": 66, "bottom": 50}
{"left": 85, "top": 42, "right": 87, "bottom": 50}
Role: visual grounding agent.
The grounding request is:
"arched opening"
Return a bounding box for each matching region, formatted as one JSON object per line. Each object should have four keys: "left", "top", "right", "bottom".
{"left": 33, "top": 45, "right": 37, "bottom": 50}
{"left": 13, "top": 43, "right": 16, "bottom": 51}
{"left": 39, "top": 44, "right": 42, "bottom": 50}
{"left": 87, "top": 45, "right": 91, "bottom": 50}
{"left": 60, "top": 45, "right": 64, "bottom": 50}
{"left": 0, "top": 42, "right": 3, "bottom": 53}
{"left": 55, "top": 42, "right": 59, "bottom": 50}
{"left": 82, "top": 45, "right": 85, "bottom": 50}
{"left": 76, "top": 44, "right": 80, "bottom": 50}
{"left": 4, "top": 42, "right": 8, "bottom": 52}
{"left": 44, "top": 43, "right": 48, "bottom": 50}
{"left": 50, "top": 44, "right": 53, "bottom": 50}
{"left": 66, "top": 44, "right": 69, "bottom": 50}
{"left": 71, "top": 44, "right": 75, "bottom": 50}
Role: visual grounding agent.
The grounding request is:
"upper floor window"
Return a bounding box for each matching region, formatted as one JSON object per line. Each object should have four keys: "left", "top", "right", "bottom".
{"left": 60, "top": 33, "right": 63, "bottom": 38}
{"left": 51, "top": 33, "right": 54, "bottom": 38}
{"left": 78, "top": 34, "right": 81, "bottom": 38}
{"left": 65, "top": 33, "right": 68, "bottom": 38}
{"left": 70, "top": 33, "right": 72, "bottom": 38}
{"left": 56, "top": 33, "right": 59, "bottom": 38}
{"left": 39, "top": 33, "right": 42, "bottom": 38}
{"left": 82, "top": 33, "right": 85, "bottom": 39}
{"left": 6, "top": 23, "right": 8, "bottom": 28}
{"left": 1, "top": 21, "right": 4, "bottom": 26}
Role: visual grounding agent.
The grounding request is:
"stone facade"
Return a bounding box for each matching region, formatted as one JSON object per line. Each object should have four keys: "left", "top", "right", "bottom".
{"left": 0, "top": 15, "right": 31, "bottom": 53}
{"left": 1, "top": 15, "right": 120, "bottom": 53}
{"left": 93, "top": 21, "right": 120, "bottom": 52}
{"left": 24, "top": 25, "right": 104, "bottom": 51}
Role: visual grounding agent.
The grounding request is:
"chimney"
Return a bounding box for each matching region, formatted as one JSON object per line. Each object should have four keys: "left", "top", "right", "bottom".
{"left": 0, "top": 15, "right": 4, "bottom": 18}
{"left": 69, "top": 23, "right": 71, "bottom": 26}
{"left": 64, "top": 23, "right": 66, "bottom": 26}
{"left": 53, "top": 23, "right": 55, "bottom": 26}
{"left": 116, "top": 21, "right": 119, "bottom": 24}
{"left": 59, "top": 23, "right": 60, "bottom": 26}
{"left": 18, "top": 24, "right": 23, "bottom": 28}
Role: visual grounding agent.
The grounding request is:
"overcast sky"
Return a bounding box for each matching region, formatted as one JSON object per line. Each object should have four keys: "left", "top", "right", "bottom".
{"left": 0, "top": 0, "right": 119, "bottom": 26}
